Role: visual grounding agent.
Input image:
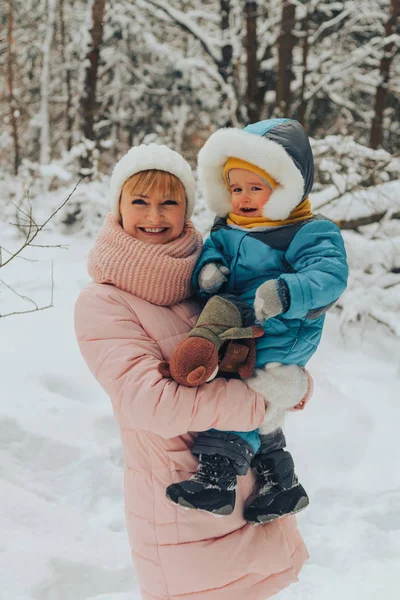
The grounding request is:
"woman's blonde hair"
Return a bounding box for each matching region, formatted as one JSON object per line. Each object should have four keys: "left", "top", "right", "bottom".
{"left": 122, "top": 169, "right": 186, "bottom": 204}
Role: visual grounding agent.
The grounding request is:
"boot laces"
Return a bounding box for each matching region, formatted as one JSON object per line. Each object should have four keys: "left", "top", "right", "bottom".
{"left": 256, "top": 459, "right": 298, "bottom": 494}
{"left": 256, "top": 461, "right": 280, "bottom": 494}
{"left": 191, "top": 455, "right": 234, "bottom": 487}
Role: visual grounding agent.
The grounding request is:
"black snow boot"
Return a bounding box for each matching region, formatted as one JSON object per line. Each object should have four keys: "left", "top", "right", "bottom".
{"left": 166, "top": 453, "right": 237, "bottom": 515}
{"left": 244, "top": 449, "right": 309, "bottom": 524}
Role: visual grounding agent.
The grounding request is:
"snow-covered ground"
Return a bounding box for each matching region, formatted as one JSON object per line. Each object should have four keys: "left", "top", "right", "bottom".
{"left": 1, "top": 197, "right": 400, "bottom": 600}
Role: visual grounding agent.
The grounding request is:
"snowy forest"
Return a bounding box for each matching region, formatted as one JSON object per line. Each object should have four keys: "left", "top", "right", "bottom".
{"left": 2, "top": 0, "right": 400, "bottom": 169}
{"left": 2, "top": 0, "right": 400, "bottom": 329}
{"left": 1, "top": 1, "right": 400, "bottom": 599}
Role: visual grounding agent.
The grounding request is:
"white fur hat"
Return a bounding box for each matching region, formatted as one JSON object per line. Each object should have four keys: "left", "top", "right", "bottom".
{"left": 109, "top": 143, "right": 196, "bottom": 220}
{"left": 197, "top": 120, "right": 313, "bottom": 221}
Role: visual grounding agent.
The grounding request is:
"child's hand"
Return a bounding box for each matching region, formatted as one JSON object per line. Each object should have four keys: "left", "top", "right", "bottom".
{"left": 198, "top": 263, "right": 230, "bottom": 294}
{"left": 254, "top": 279, "right": 288, "bottom": 321}
{"left": 246, "top": 364, "right": 309, "bottom": 409}
{"left": 287, "top": 369, "right": 313, "bottom": 411}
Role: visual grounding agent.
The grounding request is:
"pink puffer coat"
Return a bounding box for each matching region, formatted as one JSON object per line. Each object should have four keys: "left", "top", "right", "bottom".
{"left": 74, "top": 283, "right": 308, "bottom": 600}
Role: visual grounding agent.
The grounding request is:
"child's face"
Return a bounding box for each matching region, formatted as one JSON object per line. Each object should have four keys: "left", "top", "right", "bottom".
{"left": 228, "top": 169, "right": 273, "bottom": 217}
{"left": 120, "top": 182, "right": 186, "bottom": 244}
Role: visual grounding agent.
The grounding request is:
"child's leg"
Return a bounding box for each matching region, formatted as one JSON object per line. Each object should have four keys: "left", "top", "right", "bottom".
{"left": 192, "top": 429, "right": 260, "bottom": 474}
{"left": 244, "top": 364, "right": 309, "bottom": 524}
{"left": 166, "top": 430, "right": 260, "bottom": 515}
{"left": 244, "top": 427, "right": 309, "bottom": 524}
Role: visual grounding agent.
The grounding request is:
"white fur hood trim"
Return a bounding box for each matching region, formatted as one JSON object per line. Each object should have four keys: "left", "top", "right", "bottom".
{"left": 198, "top": 128, "right": 305, "bottom": 220}
{"left": 109, "top": 143, "right": 196, "bottom": 220}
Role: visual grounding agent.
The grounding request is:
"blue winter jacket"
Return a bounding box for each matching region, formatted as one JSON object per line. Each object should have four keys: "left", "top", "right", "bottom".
{"left": 192, "top": 216, "right": 348, "bottom": 367}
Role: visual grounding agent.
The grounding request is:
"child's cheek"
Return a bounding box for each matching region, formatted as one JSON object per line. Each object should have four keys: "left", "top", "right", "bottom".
{"left": 231, "top": 196, "right": 240, "bottom": 213}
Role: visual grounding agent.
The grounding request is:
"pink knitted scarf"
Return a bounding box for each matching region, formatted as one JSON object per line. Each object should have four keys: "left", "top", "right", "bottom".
{"left": 88, "top": 214, "right": 203, "bottom": 306}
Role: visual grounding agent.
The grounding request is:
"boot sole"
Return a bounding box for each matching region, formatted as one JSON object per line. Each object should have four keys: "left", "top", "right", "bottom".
{"left": 166, "top": 491, "right": 234, "bottom": 516}
{"left": 251, "top": 495, "right": 309, "bottom": 525}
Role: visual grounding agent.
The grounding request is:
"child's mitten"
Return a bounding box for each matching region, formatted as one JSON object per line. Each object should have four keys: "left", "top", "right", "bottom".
{"left": 245, "top": 364, "right": 309, "bottom": 410}
{"left": 254, "top": 279, "right": 290, "bottom": 322}
{"left": 198, "top": 262, "right": 230, "bottom": 294}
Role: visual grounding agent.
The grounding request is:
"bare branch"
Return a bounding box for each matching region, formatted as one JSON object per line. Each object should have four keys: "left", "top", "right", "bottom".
{"left": 0, "top": 261, "right": 54, "bottom": 319}
{"left": 0, "top": 279, "right": 38, "bottom": 309}
{"left": 0, "top": 304, "right": 54, "bottom": 318}
{"left": 0, "top": 246, "right": 37, "bottom": 263}
{"left": 29, "top": 244, "right": 69, "bottom": 250}
{"left": 1, "top": 180, "right": 80, "bottom": 269}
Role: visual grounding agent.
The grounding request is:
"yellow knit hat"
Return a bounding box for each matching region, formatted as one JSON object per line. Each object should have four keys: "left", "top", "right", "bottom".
{"left": 223, "top": 157, "right": 278, "bottom": 191}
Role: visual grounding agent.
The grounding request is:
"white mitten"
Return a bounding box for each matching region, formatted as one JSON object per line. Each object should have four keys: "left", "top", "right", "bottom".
{"left": 198, "top": 262, "right": 230, "bottom": 294}
{"left": 246, "top": 364, "right": 309, "bottom": 434}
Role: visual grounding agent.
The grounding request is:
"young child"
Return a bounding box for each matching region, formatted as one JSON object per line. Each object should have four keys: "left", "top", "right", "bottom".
{"left": 166, "top": 118, "right": 348, "bottom": 524}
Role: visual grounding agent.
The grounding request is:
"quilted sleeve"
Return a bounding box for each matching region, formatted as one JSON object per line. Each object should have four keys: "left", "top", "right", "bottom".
{"left": 279, "top": 219, "right": 348, "bottom": 320}
{"left": 74, "top": 285, "right": 266, "bottom": 439}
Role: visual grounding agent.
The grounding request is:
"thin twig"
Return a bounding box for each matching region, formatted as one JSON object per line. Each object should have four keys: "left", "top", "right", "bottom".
{"left": 0, "top": 304, "right": 54, "bottom": 318}
{"left": 29, "top": 243, "right": 69, "bottom": 250}
{"left": 1, "top": 180, "right": 80, "bottom": 268}
{"left": 0, "top": 279, "right": 38, "bottom": 308}
{"left": 0, "top": 260, "right": 55, "bottom": 318}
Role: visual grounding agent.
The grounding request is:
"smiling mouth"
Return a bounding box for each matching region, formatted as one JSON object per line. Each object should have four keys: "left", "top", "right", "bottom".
{"left": 138, "top": 227, "right": 169, "bottom": 234}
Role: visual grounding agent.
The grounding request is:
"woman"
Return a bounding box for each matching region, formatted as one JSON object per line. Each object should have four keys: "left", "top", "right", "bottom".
{"left": 74, "top": 143, "right": 310, "bottom": 600}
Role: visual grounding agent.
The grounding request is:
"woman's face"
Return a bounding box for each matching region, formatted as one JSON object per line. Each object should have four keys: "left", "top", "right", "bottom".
{"left": 120, "top": 179, "right": 187, "bottom": 244}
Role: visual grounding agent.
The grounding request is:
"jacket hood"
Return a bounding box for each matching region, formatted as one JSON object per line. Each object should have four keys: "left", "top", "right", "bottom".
{"left": 197, "top": 118, "right": 314, "bottom": 221}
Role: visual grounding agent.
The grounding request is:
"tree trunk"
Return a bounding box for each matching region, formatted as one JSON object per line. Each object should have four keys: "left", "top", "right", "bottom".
{"left": 40, "top": 0, "right": 57, "bottom": 165}
{"left": 245, "top": 1, "right": 260, "bottom": 123}
{"left": 80, "top": 0, "right": 106, "bottom": 174}
{"left": 220, "top": 0, "right": 233, "bottom": 83}
{"left": 59, "top": 0, "right": 73, "bottom": 151}
{"left": 7, "top": 0, "right": 20, "bottom": 175}
{"left": 276, "top": 0, "right": 296, "bottom": 117}
{"left": 298, "top": 2, "right": 310, "bottom": 125}
{"left": 370, "top": 0, "right": 399, "bottom": 149}
{"left": 257, "top": 3, "right": 275, "bottom": 119}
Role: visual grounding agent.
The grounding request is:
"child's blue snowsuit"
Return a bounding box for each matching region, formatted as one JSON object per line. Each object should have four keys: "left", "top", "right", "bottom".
{"left": 192, "top": 119, "right": 348, "bottom": 461}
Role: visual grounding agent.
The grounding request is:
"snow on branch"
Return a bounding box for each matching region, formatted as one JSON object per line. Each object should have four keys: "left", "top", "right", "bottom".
{"left": 309, "top": 6, "right": 353, "bottom": 45}
{"left": 337, "top": 209, "right": 400, "bottom": 230}
{"left": 305, "top": 33, "right": 400, "bottom": 101}
{"left": 141, "top": 0, "right": 222, "bottom": 65}
{"left": 309, "top": 135, "right": 400, "bottom": 337}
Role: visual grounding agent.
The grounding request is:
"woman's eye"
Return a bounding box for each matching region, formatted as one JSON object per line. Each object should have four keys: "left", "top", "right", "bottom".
{"left": 131, "top": 199, "right": 146, "bottom": 205}
{"left": 163, "top": 200, "right": 178, "bottom": 205}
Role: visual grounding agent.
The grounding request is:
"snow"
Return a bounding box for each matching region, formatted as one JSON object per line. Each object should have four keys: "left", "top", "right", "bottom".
{"left": 312, "top": 180, "right": 400, "bottom": 220}
{"left": 1, "top": 190, "right": 400, "bottom": 599}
